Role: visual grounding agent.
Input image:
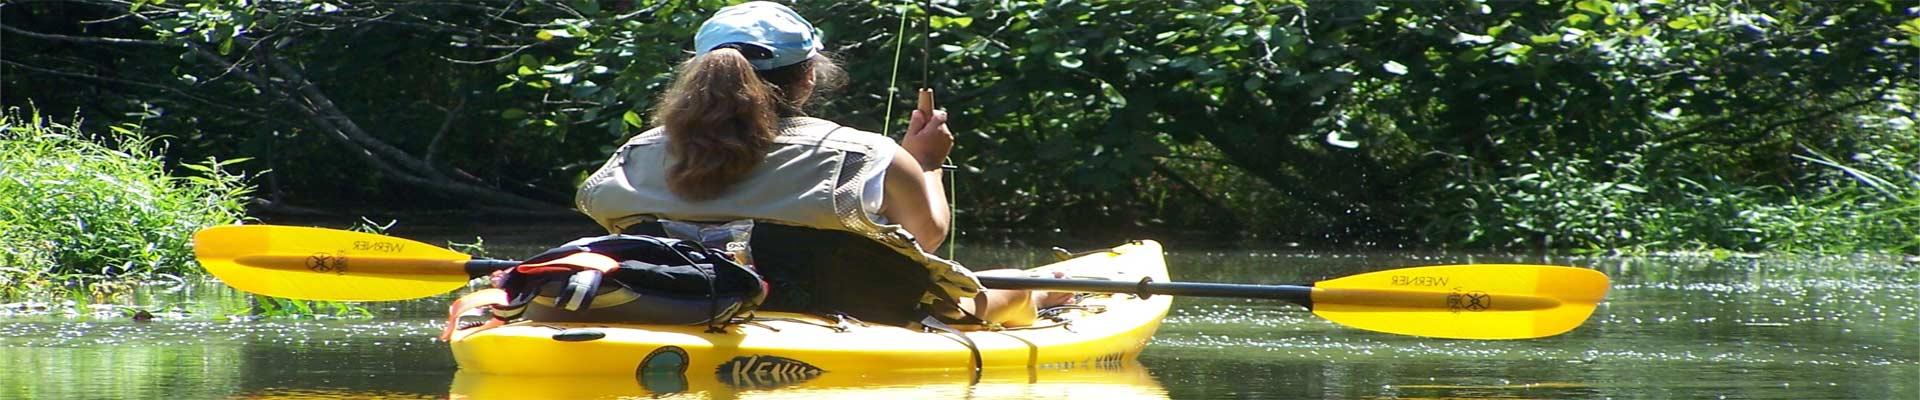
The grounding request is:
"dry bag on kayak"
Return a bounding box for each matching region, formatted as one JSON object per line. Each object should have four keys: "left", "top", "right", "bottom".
{"left": 440, "top": 235, "right": 768, "bottom": 341}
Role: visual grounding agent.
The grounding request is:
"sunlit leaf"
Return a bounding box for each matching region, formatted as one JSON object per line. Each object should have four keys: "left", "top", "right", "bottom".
{"left": 1667, "top": 16, "right": 1700, "bottom": 30}
{"left": 1898, "top": 17, "right": 1920, "bottom": 35}
{"left": 1382, "top": 61, "right": 1408, "bottom": 75}
{"left": 622, "top": 110, "right": 644, "bottom": 129}
{"left": 1492, "top": 42, "right": 1529, "bottom": 56}
{"left": 1452, "top": 33, "right": 1494, "bottom": 45}
{"left": 1325, "top": 132, "right": 1359, "bottom": 149}
{"left": 1574, "top": 0, "right": 1611, "bottom": 15}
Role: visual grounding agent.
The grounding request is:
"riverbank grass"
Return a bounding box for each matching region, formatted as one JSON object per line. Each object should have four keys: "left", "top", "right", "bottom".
{"left": 0, "top": 109, "right": 251, "bottom": 297}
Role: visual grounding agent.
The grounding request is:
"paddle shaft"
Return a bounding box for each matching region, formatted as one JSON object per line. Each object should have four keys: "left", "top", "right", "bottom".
{"left": 465, "top": 259, "right": 521, "bottom": 278}
{"left": 977, "top": 276, "right": 1312, "bottom": 306}
{"left": 458, "top": 260, "right": 1312, "bottom": 306}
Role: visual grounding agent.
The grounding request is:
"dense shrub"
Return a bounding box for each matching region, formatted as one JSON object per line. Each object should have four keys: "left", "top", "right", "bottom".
{"left": 4, "top": 1, "right": 1913, "bottom": 254}
{"left": 0, "top": 109, "right": 251, "bottom": 294}
{"left": 1425, "top": 93, "right": 1919, "bottom": 254}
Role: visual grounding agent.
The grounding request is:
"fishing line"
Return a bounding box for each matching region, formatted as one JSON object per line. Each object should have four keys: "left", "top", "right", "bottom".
{"left": 884, "top": 1, "right": 958, "bottom": 259}
{"left": 923, "top": 0, "right": 959, "bottom": 259}
{"left": 921, "top": 0, "right": 931, "bottom": 87}
{"left": 880, "top": 8, "right": 910, "bottom": 137}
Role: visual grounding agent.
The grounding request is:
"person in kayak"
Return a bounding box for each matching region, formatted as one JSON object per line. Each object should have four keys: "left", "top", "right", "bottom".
{"left": 576, "top": 2, "right": 1062, "bottom": 328}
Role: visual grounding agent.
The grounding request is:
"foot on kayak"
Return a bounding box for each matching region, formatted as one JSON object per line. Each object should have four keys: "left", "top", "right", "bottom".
{"left": 969, "top": 270, "right": 1077, "bottom": 327}
{"left": 1034, "top": 271, "right": 1078, "bottom": 307}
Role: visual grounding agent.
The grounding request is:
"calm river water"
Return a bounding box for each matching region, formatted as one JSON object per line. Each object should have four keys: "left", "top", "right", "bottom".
{"left": 3, "top": 236, "right": 1915, "bottom": 399}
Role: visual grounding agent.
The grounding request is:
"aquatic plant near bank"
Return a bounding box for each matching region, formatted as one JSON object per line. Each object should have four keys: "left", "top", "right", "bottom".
{"left": 0, "top": 109, "right": 252, "bottom": 296}
{"left": 240, "top": 297, "right": 373, "bottom": 319}
{"left": 1426, "top": 106, "right": 1920, "bottom": 255}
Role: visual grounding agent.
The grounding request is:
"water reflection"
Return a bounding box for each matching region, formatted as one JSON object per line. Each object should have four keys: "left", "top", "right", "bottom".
{"left": 447, "top": 364, "right": 1166, "bottom": 399}
{"left": 1139, "top": 250, "right": 1918, "bottom": 399}
{"left": 2, "top": 244, "right": 1915, "bottom": 399}
{"left": 0, "top": 317, "right": 454, "bottom": 399}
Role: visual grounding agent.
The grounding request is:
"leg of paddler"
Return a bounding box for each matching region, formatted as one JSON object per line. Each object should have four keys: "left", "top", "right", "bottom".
{"left": 962, "top": 269, "right": 1076, "bottom": 327}
{"left": 971, "top": 287, "right": 1039, "bottom": 327}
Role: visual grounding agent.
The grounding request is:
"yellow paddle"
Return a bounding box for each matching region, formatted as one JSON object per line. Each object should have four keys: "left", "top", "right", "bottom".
{"left": 979, "top": 265, "right": 1608, "bottom": 340}
{"left": 194, "top": 224, "right": 517, "bottom": 301}
{"left": 1313, "top": 264, "right": 1607, "bottom": 339}
{"left": 193, "top": 225, "right": 1608, "bottom": 339}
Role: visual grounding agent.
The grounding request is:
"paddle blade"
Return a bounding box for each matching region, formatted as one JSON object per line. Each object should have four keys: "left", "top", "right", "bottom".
{"left": 1310, "top": 264, "right": 1609, "bottom": 340}
{"left": 193, "top": 225, "right": 478, "bottom": 301}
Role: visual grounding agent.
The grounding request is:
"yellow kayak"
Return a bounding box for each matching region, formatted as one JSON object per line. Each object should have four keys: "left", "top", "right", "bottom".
{"left": 449, "top": 363, "right": 1168, "bottom": 399}
{"left": 230, "top": 366, "right": 1166, "bottom": 399}
{"left": 449, "top": 240, "right": 1171, "bottom": 384}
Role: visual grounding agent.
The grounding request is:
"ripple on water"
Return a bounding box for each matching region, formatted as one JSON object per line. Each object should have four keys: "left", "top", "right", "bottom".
{"left": 0, "top": 318, "right": 445, "bottom": 349}
{"left": 6, "top": 251, "right": 1915, "bottom": 399}
{"left": 1153, "top": 289, "right": 1916, "bottom": 369}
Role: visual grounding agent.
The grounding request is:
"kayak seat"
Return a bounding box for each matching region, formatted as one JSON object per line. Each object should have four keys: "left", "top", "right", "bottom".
{"left": 625, "top": 221, "right": 941, "bottom": 327}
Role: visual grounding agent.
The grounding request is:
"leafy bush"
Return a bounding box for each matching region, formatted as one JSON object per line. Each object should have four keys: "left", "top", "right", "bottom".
{"left": 5, "top": 0, "right": 1913, "bottom": 253}
{"left": 1428, "top": 92, "right": 1920, "bottom": 254}
{"left": 0, "top": 109, "right": 252, "bottom": 294}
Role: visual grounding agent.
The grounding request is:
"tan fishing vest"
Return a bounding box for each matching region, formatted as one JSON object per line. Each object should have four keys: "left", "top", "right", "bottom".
{"left": 576, "top": 117, "right": 982, "bottom": 304}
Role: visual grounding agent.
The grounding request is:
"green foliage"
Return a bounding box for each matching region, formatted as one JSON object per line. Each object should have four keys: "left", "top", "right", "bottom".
{"left": 4, "top": 0, "right": 1915, "bottom": 254}
{"left": 240, "top": 296, "right": 373, "bottom": 319}
{"left": 349, "top": 217, "right": 399, "bottom": 235}
{"left": 0, "top": 108, "right": 253, "bottom": 294}
{"left": 1431, "top": 91, "right": 1920, "bottom": 254}
{"left": 446, "top": 236, "right": 493, "bottom": 260}
{"left": 347, "top": 217, "right": 493, "bottom": 258}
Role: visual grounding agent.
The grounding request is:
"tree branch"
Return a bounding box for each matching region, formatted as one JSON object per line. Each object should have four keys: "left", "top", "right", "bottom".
{"left": 0, "top": 23, "right": 167, "bottom": 46}
{"left": 254, "top": 46, "right": 450, "bottom": 181}
{"left": 1151, "top": 159, "right": 1246, "bottom": 233}
{"left": 0, "top": 59, "right": 276, "bottom": 122}
{"left": 1666, "top": 88, "right": 1893, "bottom": 149}
{"left": 425, "top": 91, "right": 467, "bottom": 164}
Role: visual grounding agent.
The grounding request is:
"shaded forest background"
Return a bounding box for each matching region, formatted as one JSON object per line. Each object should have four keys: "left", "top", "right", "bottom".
{"left": 4, "top": 0, "right": 1916, "bottom": 253}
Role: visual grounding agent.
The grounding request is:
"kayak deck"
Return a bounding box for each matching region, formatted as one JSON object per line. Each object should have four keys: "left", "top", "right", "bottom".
{"left": 449, "top": 240, "right": 1170, "bottom": 382}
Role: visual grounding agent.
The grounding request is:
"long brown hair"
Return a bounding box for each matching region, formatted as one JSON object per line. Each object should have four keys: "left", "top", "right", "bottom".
{"left": 651, "top": 49, "right": 841, "bottom": 200}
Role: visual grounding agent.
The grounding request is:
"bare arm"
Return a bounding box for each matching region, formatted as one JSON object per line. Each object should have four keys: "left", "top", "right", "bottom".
{"left": 881, "top": 109, "right": 953, "bottom": 253}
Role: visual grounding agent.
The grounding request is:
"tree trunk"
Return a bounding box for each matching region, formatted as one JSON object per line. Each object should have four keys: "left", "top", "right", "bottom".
{"left": 180, "top": 39, "right": 566, "bottom": 212}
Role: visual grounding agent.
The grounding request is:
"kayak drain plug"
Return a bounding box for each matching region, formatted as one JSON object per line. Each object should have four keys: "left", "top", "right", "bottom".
{"left": 552, "top": 329, "right": 607, "bottom": 342}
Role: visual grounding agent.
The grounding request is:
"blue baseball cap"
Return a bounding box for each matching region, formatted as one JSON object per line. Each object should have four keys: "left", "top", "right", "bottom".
{"left": 694, "top": 2, "right": 824, "bottom": 70}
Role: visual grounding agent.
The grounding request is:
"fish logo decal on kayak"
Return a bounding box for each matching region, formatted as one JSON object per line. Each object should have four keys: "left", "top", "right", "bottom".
{"left": 637, "top": 346, "right": 690, "bottom": 394}
{"left": 716, "top": 355, "right": 824, "bottom": 388}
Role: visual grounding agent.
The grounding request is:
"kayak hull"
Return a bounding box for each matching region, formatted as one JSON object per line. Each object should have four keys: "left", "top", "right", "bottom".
{"left": 449, "top": 362, "right": 1168, "bottom": 399}
{"left": 449, "top": 240, "right": 1171, "bottom": 383}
